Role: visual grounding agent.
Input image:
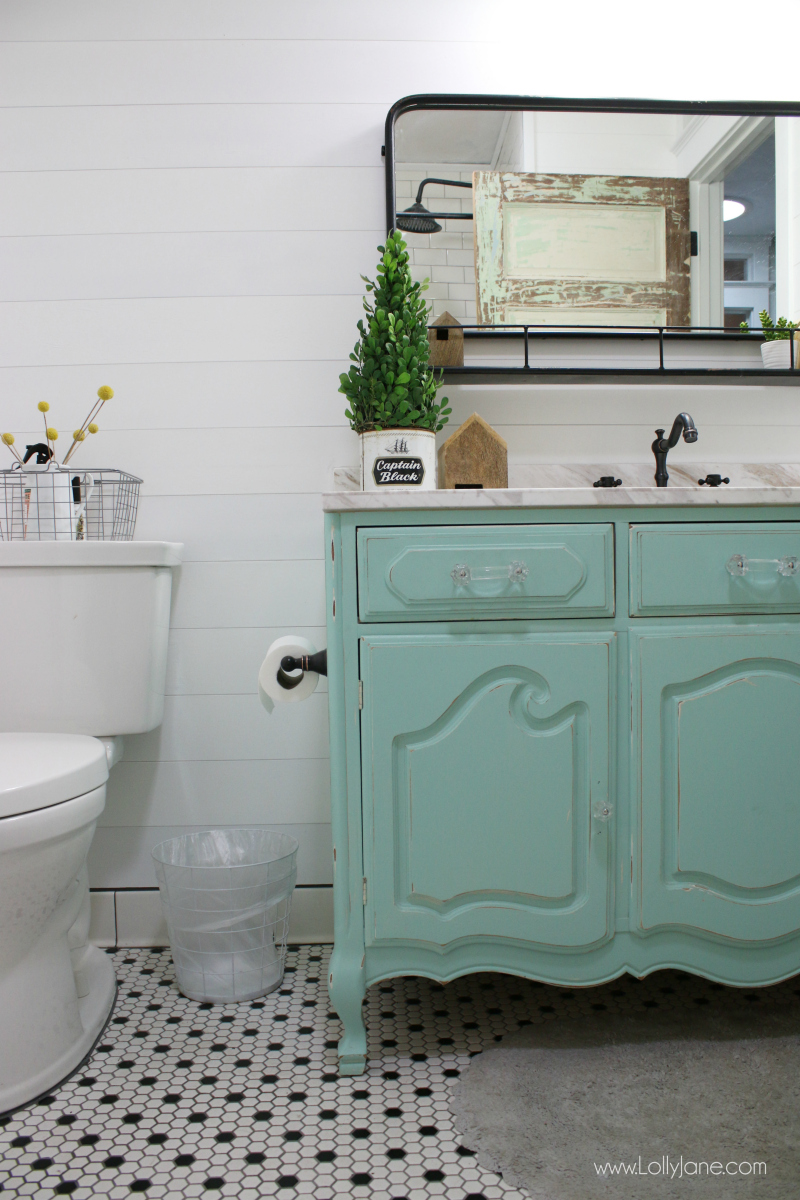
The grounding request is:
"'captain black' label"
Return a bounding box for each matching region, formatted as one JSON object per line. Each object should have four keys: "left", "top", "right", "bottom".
{"left": 372, "top": 456, "right": 425, "bottom": 486}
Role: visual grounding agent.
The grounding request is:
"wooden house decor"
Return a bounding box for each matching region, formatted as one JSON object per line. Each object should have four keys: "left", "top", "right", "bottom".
{"left": 438, "top": 412, "right": 508, "bottom": 490}
{"left": 473, "top": 171, "right": 691, "bottom": 328}
{"left": 427, "top": 310, "right": 464, "bottom": 367}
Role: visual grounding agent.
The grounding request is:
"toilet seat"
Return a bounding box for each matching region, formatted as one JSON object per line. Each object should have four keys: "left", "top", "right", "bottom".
{"left": 0, "top": 733, "right": 108, "bottom": 818}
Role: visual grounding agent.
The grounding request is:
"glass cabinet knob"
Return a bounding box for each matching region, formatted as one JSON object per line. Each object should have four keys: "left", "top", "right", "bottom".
{"left": 726, "top": 553, "right": 800, "bottom": 577}
{"left": 451, "top": 560, "right": 530, "bottom": 586}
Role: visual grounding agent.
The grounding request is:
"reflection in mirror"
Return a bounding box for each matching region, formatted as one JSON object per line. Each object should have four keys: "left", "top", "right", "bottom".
{"left": 723, "top": 134, "right": 775, "bottom": 329}
{"left": 396, "top": 177, "right": 472, "bottom": 234}
{"left": 393, "top": 108, "right": 789, "bottom": 338}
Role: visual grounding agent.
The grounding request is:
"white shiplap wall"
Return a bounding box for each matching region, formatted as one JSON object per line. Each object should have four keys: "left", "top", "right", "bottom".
{"left": 3, "top": 1, "right": 800, "bottom": 945}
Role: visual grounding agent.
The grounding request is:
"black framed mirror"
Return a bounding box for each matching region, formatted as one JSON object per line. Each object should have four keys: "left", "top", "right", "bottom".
{"left": 384, "top": 95, "right": 800, "bottom": 378}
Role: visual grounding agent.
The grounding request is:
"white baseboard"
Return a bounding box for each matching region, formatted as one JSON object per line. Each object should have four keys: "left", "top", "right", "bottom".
{"left": 115, "top": 889, "right": 168, "bottom": 947}
{"left": 89, "top": 890, "right": 117, "bottom": 947}
{"left": 93, "top": 886, "right": 334, "bottom": 948}
{"left": 286, "top": 886, "right": 334, "bottom": 944}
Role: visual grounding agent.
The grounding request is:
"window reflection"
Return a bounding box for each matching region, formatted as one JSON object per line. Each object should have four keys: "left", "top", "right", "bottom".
{"left": 723, "top": 134, "right": 776, "bottom": 328}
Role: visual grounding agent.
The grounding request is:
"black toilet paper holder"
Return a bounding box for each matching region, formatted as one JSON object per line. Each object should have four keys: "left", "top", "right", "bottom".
{"left": 277, "top": 649, "right": 328, "bottom": 690}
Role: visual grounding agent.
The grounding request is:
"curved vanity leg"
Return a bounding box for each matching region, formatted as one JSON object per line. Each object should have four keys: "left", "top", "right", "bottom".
{"left": 328, "top": 946, "right": 367, "bottom": 1075}
{"left": 325, "top": 512, "right": 368, "bottom": 1076}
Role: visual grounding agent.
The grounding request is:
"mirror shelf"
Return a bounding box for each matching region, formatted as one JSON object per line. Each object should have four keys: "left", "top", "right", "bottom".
{"left": 432, "top": 325, "right": 799, "bottom": 384}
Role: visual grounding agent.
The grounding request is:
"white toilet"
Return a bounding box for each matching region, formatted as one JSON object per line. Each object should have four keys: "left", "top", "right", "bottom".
{"left": 0, "top": 540, "right": 182, "bottom": 1114}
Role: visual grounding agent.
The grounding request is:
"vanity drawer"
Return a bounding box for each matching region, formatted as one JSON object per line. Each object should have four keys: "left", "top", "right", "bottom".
{"left": 630, "top": 522, "right": 800, "bottom": 616}
{"left": 357, "top": 524, "right": 614, "bottom": 621}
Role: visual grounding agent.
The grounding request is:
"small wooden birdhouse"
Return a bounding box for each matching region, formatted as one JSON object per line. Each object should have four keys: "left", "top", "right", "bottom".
{"left": 438, "top": 413, "right": 508, "bottom": 490}
{"left": 427, "top": 311, "right": 464, "bottom": 368}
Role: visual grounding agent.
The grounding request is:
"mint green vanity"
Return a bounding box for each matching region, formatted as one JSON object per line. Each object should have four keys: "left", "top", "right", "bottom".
{"left": 324, "top": 496, "right": 800, "bottom": 1074}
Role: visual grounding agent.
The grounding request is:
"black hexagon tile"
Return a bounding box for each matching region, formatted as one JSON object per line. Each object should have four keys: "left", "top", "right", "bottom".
{"left": 3, "top": 945, "right": 794, "bottom": 1199}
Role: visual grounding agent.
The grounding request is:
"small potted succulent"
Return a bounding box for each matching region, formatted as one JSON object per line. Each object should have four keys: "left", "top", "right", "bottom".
{"left": 742, "top": 311, "right": 799, "bottom": 369}
{"left": 339, "top": 230, "right": 450, "bottom": 490}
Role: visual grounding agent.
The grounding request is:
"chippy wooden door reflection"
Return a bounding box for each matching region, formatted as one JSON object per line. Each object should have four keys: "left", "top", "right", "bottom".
{"left": 474, "top": 171, "right": 690, "bottom": 327}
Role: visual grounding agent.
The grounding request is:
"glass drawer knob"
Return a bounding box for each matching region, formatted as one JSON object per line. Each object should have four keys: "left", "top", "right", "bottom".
{"left": 726, "top": 553, "right": 800, "bottom": 577}
{"left": 451, "top": 561, "right": 530, "bottom": 586}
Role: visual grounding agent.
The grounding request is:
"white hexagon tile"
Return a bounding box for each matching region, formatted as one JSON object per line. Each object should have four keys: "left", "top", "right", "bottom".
{"left": 1, "top": 945, "right": 797, "bottom": 1199}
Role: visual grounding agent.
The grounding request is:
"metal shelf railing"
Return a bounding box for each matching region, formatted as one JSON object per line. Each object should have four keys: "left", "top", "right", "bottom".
{"left": 427, "top": 324, "right": 798, "bottom": 379}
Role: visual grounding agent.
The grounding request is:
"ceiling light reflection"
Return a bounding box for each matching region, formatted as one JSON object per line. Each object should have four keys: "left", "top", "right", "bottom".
{"left": 723, "top": 199, "right": 746, "bottom": 221}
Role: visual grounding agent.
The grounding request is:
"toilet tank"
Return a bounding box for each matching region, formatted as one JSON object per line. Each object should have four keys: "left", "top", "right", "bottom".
{"left": 0, "top": 542, "right": 183, "bottom": 735}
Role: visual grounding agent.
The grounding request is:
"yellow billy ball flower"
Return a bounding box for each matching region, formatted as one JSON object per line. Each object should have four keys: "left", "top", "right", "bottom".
{"left": 1, "top": 432, "right": 15, "bottom": 445}
{"left": 46, "top": 427, "right": 58, "bottom": 441}
{"left": 87, "top": 423, "right": 99, "bottom": 434}
{"left": 73, "top": 429, "right": 86, "bottom": 441}
{"left": 97, "top": 386, "right": 114, "bottom": 401}
{"left": 37, "top": 401, "right": 50, "bottom": 412}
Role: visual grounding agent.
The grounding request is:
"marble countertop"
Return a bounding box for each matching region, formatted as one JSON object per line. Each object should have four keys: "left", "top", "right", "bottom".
{"left": 323, "top": 464, "right": 800, "bottom": 511}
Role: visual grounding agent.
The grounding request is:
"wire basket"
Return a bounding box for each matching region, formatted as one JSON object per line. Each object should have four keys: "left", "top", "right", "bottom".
{"left": 0, "top": 465, "right": 141, "bottom": 541}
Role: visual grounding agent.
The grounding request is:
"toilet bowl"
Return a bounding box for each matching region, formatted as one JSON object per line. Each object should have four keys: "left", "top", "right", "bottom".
{"left": 0, "top": 541, "right": 182, "bottom": 1114}
{"left": 0, "top": 734, "right": 114, "bottom": 1114}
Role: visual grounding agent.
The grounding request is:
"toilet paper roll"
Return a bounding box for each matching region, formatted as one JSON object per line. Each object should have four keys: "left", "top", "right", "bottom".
{"left": 258, "top": 635, "right": 319, "bottom": 714}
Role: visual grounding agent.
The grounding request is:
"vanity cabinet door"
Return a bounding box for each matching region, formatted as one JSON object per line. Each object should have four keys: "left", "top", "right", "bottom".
{"left": 360, "top": 633, "right": 614, "bottom": 948}
{"left": 635, "top": 627, "right": 800, "bottom": 940}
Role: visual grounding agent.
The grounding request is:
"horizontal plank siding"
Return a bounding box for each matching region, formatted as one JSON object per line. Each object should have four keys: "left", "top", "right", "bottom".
{"left": 0, "top": 165, "right": 385, "bottom": 228}
{"left": 90, "top": 824, "right": 333, "bottom": 887}
{"left": 101, "top": 760, "right": 330, "bottom": 828}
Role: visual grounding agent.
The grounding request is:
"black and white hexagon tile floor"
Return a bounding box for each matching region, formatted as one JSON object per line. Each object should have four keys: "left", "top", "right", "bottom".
{"left": 2, "top": 945, "right": 790, "bottom": 1199}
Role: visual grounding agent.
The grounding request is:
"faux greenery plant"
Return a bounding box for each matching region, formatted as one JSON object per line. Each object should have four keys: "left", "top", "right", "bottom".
{"left": 339, "top": 230, "right": 451, "bottom": 433}
{"left": 741, "top": 310, "right": 797, "bottom": 340}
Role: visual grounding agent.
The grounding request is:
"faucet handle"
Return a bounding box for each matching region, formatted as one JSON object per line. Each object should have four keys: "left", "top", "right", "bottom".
{"left": 698, "top": 474, "right": 730, "bottom": 487}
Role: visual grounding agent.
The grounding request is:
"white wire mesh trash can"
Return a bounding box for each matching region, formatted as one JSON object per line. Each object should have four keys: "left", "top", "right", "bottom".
{"left": 152, "top": 829, "right": 299, "bottom": 1003}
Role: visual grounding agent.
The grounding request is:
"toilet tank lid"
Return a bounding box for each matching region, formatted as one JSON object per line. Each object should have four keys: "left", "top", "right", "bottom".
{"left": 0, "top": 541, "right": 182, "bottom": 567}
{"left": 0, "top": 733, "right": 109, "bottom": 818}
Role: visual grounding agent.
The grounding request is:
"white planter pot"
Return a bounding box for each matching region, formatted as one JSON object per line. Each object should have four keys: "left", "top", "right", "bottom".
{"left": 761, "top": 340, "right": 798, "bottom": 369}
{"left": 360, "top": 429, "right": 437, "bottom": 491}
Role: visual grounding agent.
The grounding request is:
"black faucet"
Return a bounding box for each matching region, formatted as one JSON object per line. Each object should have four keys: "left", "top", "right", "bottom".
{"left": 651, "top": 413, "right": 698, "bottom": 487}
